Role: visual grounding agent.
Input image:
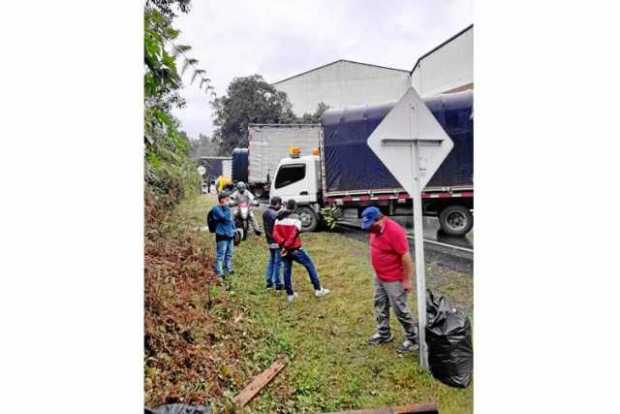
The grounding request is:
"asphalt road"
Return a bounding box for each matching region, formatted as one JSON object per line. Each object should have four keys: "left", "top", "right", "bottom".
{"left": 257, "top": 201, "right": 473, "bottom": 275}
{"left": 334, "top": 222, "right": 473, "bottom": 275}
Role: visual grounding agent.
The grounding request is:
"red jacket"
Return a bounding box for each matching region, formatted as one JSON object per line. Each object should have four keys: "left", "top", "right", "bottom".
{"left": 273, "top": 210, "right": 302, "bottom": 251}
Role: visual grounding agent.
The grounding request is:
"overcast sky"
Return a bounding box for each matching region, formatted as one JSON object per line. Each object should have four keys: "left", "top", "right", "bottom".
{"left": 171, "top": 0, "right": 472, "bottom": 139}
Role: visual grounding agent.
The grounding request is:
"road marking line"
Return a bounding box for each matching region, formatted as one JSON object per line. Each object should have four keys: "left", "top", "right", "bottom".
{"left": 406, "top": 235, "right": 474, "bottom": 253}
{"left": 338, "top": 221, "right": 473, "bottom": 253}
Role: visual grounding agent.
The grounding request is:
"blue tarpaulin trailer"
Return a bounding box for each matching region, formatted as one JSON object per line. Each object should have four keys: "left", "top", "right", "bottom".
{"left": 232, "top": 148, "right": 249, "bottom": 183}
{"left": 198, "top": 156, "right": 231, "bottom": 179}
{"left": 269, "top": 90, "right": 474, "bottom": 235}
{"left": 320, "top": 90, "right": 473, "bottom": 195}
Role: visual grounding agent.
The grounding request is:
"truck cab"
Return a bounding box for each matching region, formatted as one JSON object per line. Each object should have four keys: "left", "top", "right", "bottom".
{"left": 270, "top": 153, "right": 322, "bottom": 231}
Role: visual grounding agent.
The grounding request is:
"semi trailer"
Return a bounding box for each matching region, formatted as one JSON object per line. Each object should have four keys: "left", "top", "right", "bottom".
{"left": 269, "top": 90, "right": 474, "bottom": 236}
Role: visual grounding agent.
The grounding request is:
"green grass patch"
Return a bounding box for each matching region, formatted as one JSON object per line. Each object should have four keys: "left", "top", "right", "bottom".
{"left": 183, "top": 194, "right": 473, "bottom": 413}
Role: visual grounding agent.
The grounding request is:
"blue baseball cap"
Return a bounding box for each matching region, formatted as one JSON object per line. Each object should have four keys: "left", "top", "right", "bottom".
{"left": 361, "top": 207, "right": 382, "bottom": 230}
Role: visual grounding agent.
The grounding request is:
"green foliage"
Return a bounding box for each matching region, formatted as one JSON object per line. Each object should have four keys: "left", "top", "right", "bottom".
{"left": 212, "top": 74, "right": 297, "bottom": 154}
{"left": 320, "top": 204, "right": 343, "bottom": 230}
{"left": 144, "top": 1, "right": 210, "bottom": 211}
{"left": 182, "top": 195, "right": 473, "bottom": 412}
{"left": 212, "top": 75, "right": 331, "bottom": 156}
{"left": 189, "top": 134, "right": 220, "bottom": 159}
{"left": 146, "top": 0, "right": 192, "bottom": 18}
{"left": 298, "top": 102, "right": 330, "bottom": 123}
{"left": 144, "top": 7, "right": 182, "bottom": 100}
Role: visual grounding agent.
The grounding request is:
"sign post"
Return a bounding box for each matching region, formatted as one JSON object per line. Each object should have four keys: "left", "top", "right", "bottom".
{"left": 411, "top": 140, "right": 429, "bottom": 370}
{"left": 367, "top": 87, "right": 454, "bottom": 370}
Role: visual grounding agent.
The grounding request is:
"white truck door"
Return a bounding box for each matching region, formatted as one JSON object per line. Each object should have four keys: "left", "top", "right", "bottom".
{"left": 272, "top": 159, "right": 316, "bottom": 204}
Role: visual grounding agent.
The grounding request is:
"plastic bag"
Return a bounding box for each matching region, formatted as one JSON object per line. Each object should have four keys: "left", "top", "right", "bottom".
{"left": 145, "top": 404, "right": 212, "bottom": 414}
{"left": 426, "top": 289, "right": 473, "bottom": 388}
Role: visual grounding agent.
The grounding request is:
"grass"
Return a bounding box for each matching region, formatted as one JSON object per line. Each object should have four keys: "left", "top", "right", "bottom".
{"left": 175, "top": 194, "right": 473, "bottom": 413}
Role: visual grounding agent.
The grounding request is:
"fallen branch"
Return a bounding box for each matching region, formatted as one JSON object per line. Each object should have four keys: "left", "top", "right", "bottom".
{"left": 233, "top": 358, "right": 287, "bottom": 408}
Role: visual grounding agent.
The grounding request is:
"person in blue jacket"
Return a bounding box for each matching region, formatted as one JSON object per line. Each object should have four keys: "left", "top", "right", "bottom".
{"left": 212, "top": 191, "right": 236, "bottom": 278}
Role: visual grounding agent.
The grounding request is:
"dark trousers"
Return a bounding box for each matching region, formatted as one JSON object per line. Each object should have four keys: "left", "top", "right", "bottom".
{"left": 282, "top": 248, "right": 321, "bottom": 295}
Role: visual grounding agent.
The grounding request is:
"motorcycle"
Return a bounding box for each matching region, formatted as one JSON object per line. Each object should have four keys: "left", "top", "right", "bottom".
{"left": 232, "top": 200, "right": 259, "bottom": 244}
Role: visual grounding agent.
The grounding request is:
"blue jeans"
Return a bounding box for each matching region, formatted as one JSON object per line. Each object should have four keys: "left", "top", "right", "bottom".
{"left": 265, "top": 247, "right": 283, "bottom": 287}
{"left": 215, "top": 238, "right": 234, "bottom": 276}
{"left": 282, "top": 248, "right": 321, "bottom": 295}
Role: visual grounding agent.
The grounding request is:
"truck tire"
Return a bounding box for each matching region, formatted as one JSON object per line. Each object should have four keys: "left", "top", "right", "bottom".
{"left": 298, "top": 206, "right": 318, "bottom": 232}
{"left": 439, "top": 205, "right": 473, "bottom": 236}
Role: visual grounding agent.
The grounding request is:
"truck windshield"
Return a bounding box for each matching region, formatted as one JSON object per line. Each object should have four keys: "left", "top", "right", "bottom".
{"left": 275, "top": 164, "right": 306, "bottom": 189}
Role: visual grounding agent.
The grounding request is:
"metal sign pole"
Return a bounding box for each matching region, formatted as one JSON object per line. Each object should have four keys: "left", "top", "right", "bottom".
{"left": 370, "top": 88, "right": 453, "bottom": 372}
{"left": 411, "top": 141, "right": 429, "bottom": 370}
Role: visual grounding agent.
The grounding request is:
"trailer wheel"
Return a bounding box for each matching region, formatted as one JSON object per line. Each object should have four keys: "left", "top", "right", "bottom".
{"left": 298, "top": 206, "right": 318, "bottom": 232}
{"left": 439, "top": 205, "right": 473, "bottom": 236}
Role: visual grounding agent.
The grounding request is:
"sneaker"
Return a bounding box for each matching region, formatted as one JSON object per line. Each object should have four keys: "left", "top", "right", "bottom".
{"left": 368, "top": 332, "right": 394, "bottom": 345}
{"left": 287, "top": 292, "right": 298, "bottom": 303}
{"left": 397, "top": 339, "right": 418, "bottom": 354}
{"left": 275, "top": 285, "right": 284, "bottom": 291}
{"left": 266, "top": 283, "right": 274, "bottom": 289}
{"left": 314, "top": 288, "right": 330, "bottom": 297}
{"left": 254, "top": 229, "right": 262, "bottom": 236}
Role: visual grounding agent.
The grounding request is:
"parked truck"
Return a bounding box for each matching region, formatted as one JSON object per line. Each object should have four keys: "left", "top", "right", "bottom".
{"left": 198, "top": 156, "right": 230, "bottom": 179}
{"left": 247, "top": 124, "right": 321, "bottom": 198}
{"left": 269, "top": 90, "right": 473, "bottom": 236}
{"left": 232, "top": 148, "right": 249, "bottom": 183}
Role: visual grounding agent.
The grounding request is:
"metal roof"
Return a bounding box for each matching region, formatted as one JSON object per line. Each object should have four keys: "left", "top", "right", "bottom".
{"left": 410, "top": 24, "right": 473, "bottom": 75}
{"left": 272, "top": 59, "right": 410, "bottom": 85}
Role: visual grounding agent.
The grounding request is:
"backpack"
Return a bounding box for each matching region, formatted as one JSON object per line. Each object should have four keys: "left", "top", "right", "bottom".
{"left": 207, "top": 207, "right": 218, "bottom": 233}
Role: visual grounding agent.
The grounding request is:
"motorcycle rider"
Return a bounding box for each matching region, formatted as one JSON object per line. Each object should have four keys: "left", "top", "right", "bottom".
{"left": 230, "top": 181, "right": 262, "bottom": 236}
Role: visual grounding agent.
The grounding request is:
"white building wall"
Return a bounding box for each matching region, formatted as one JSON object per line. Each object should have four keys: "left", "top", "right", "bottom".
{"left": 411, "top": 27, "right": 473, "bottom": 97}
{"left": 273, "top": 60, "right": 411, "bottom": 115}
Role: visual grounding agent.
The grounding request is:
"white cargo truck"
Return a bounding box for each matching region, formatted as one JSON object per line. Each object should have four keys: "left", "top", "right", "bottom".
{"left": 247, "top": 124, "right": 321, "bottom": 198}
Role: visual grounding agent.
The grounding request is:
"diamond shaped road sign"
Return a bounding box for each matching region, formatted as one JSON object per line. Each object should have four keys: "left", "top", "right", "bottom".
{"left": 367, "top": 87, "right": 454, "bottom": 195}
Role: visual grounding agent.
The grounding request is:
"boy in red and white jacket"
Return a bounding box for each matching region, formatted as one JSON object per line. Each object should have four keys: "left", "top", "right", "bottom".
{"left": 272, "top": 199, "right": 330, "bottom": 302}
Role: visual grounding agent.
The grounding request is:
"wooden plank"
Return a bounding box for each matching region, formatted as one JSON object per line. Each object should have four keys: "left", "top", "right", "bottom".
{"left": 322, "top": 402, "right": 438, "bottom": 414}
{"left": 393, "top": 403, "right": 438, "bottom": 414}
{"left": 233, "top": 358, "right": 287, "bottom": 408}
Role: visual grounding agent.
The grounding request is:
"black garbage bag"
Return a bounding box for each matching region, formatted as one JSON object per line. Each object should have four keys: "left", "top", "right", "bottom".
{"left": 145, "top": 404, "right": 212, "bottom": 414}
{"left": 425, "top": 289, "right": 473, "bottom": 388}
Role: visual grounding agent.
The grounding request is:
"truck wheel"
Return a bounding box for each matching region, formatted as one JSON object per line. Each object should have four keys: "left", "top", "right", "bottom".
{"left": 439, "top": 205, "right": 473, "bottom": 236}
{"left": 298, "top": 206, "right": 318, "bottom": 232}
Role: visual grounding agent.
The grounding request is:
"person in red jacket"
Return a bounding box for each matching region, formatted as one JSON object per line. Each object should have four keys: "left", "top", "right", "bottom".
{"left": 272, "top": 199, "right": 330, "bottom": 303}
{"left": 361, "top": 206, "right": 418, "bottom": 354}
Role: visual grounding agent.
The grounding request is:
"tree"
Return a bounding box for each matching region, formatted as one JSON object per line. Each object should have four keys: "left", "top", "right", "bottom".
{"left": 144, "top": 0, "right": 209, "bottom": 206}
{"left": 190, "top": 134, "right": 220, "bottom": 159}
{"left": 298, "top": 102, "right": 330, "bottom": 123}
{"left": 212, "top": 75, "right": 296, "bottom": 155}
{"left": 146, "top": 0, "right": 191, "bottom": 18}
